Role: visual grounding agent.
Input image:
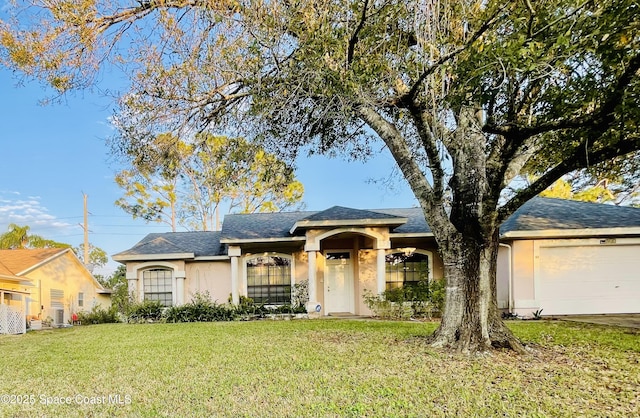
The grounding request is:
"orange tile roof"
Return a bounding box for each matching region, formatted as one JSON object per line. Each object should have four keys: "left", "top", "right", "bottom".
{"left": 0, "top": 248, "right": 68, "bottom": 275}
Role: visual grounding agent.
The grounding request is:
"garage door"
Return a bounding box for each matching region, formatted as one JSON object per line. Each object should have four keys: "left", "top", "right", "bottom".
{"left": 537, "top": 244, "right": 640, "bottom": 315}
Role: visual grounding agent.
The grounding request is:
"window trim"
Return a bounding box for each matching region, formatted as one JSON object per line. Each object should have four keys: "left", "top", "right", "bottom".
{"left": 142, "top": 268, "right": 175, "bottom": 307}
{"left": 384, "top": 249, "right": 434, "bottom": 290}
{"left": 243, "top": 253, "right": 294, "bottom": 305}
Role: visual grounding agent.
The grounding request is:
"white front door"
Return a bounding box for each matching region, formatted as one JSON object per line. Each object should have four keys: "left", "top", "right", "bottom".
{"left": 324, "top": 251, "right": 354, "bottom": 314}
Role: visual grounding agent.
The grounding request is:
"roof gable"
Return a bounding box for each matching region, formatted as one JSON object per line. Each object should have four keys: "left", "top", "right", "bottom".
{"left": 0, "top": 248, "right": 68, "bottom": 275}
{"left": 290, "top": 206, "right": 408, "bottom": 234}
{"left": 113, "top": 231, "right": 226, "bottom": 261}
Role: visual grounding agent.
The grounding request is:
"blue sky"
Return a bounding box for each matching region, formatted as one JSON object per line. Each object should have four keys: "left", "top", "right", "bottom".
{"left": 1, "top": 67, "right": 418, "bottom": 276}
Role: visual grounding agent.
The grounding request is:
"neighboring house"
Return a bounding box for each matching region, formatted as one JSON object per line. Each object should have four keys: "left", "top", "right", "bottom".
{"left": 113, "top": 198, "right": 640, "bottom": 317}
{"left": 0, "top": 248, "right": 111, "bottom": 330}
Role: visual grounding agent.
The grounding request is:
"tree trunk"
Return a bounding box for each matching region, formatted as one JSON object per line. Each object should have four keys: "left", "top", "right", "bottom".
{"left": 429, "top": 231, "right": 525, "bottom": 353}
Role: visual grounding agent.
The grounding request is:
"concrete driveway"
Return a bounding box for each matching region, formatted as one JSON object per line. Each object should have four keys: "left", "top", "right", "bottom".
{"left": 554, "top": 314, "right": 640, "bottom": 329}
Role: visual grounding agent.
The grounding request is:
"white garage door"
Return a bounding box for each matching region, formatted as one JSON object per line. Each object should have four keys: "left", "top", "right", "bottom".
{"left": 537, "top": 244, "right": 640, "bottom": 315}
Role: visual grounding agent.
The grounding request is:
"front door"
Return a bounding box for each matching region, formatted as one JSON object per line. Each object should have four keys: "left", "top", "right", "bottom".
{"left": 324, "top": 251, "right": 354, "bottom": 314}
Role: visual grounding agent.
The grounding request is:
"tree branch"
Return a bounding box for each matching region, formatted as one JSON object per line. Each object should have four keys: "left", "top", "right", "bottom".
{"left": 347, "top": 0, "right": 369, "bottom": 64}
{"left": 408, "top": 104, "right": 445, "bottom": 200}
{"left": 498, "top": 136, "right": 640, "bottom": 222}
{"left": 400, "top": 2, "right": 512, "bottom": 105}
{"left": 484, "top": 53, "right": 640, "bottom": 140}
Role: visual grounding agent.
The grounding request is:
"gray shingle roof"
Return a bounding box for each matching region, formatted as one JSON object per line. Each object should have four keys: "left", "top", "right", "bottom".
{"left": 114, "top": 231, "right": 225, "bottom": 258}
{"left": 377, "top": 208, "right": 431, "bottom": 234}
{"left": 302, "top": 206, "right": 405, "bottom": 222}
{"left": 116, "top": 198, "right": 640, "bottom": 258}
{"left": 500, "top": 197, "right": 640, "bottom": 234}
{"left": 221, "top": 211, "right": 317, "bottom": 240}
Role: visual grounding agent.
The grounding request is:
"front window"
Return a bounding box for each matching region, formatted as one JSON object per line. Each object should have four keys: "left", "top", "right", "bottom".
{"left": 247, "top": 256, "right": 291, "bottom": 304}
{"left": 143, "top": 269, "right": 173, "bottom": 306}
{"left": 385, "top": 252, "right": 429, "bottom": 291}
{"left": 78, "top": 292, "right": 84, "bottom": 307}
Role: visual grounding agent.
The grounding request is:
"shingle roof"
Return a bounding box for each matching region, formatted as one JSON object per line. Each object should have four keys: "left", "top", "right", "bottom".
{"left": 116, "top": 198, "right": 640, "bottom": 258}
{"left": 0, "top": 248, "right": 68, "bottom": 275}
{"left": 221, "top": 211, "right": 317, "bottom": 240}
{"left": 376, "top": 208, "right": 431, "bottom": 234}
{"left": 114, "top": 231, "right": 226, "bottom": 258}
{"left": 500, "top": 197, "right": 640, "bottom": 234}
{"left": 302, "top": 206, "right": 405, "bottom": 222}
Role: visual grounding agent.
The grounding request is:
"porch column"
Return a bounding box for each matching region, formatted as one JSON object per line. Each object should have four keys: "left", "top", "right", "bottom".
{"left": 176, "top": 275, "right": 185, "bottom": 305}
{"left": 377, "top": 249, "right": 386, "bottom": 294}
{"left": 307, "top": 250, "right": 317, "bottom": 312}
{"left": 229, "top": 246, "right": 241, "bottom": 305}
{"left": 126, "top": 271, "right": 140, "bottom": 302}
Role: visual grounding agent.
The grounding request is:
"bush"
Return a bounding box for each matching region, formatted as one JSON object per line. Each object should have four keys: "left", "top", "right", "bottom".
{"left": 76, "top": 305, "right": 119, "bottom": 325}
{"left": 363, "top": 279, "right": 445, "bottom": 320}
{"left": 127, "top": 300, "right": 165, "bottom": 323}
{"left": 166, "top": 291, "right": 237, "bottom": 322}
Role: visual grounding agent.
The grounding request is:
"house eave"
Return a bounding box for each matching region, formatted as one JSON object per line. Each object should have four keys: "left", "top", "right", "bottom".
{"left": 194, "top": 256, "right": 231, "bottom": 261}
{"left": 112, "top": 252, "right": 195, "bottom": 262}
{"left": 389, "top": 232, "right": 434, "bottom": 239}
{"left": 500, "top": 226, "right": 640, "bottom": 239}
{"left": 289, "top": 218, "right": 408, "bottom": 234}
{"left": 220, "top": 236, "right": 306, "bottom": 245}
{"left": 0, "top": 275, "right": 34, "bottom": 286}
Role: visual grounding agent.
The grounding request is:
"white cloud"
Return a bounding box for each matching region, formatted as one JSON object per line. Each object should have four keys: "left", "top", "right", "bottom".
{"left": 0, "top": 191, "right": 74, "bottom": 235}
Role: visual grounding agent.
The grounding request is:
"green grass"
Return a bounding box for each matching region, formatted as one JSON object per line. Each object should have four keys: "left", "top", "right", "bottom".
{"left": 0, "top": 319, "right": 638, "bottom": 417}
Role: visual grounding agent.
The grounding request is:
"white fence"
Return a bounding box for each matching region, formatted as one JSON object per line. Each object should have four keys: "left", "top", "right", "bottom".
{"left": 0, "top": 304, "right": 26, "bottom": 334}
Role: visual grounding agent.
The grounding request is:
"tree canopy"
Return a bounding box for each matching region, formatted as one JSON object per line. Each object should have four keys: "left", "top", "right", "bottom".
{"left": 0, "top": 224, "right": 70, "bottom": 249}
{"left": 2, "top": 0, "right": 639, "bottom": 352}
{"left": 112, "top": 132, "right": 304, "bottom": 231}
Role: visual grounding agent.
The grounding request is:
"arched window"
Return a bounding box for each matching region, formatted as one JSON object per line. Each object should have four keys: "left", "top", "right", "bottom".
{"left": 246, "top": 256, "right": 292, "bottom": 304}
{"left": 143, "top": 268, "right": 173, "bottom": 306}
{"left": 385, "top": 251, "right": 430, "bottom": 291}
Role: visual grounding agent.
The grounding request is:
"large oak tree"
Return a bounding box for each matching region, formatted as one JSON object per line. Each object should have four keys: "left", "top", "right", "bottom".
{"left": 2, "top": 0, "right": 639, "bottom": 352}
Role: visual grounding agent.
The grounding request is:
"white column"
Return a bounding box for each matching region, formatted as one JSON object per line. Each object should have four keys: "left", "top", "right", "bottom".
{"left": 176, "top": 277, "right": 185, "bottom": 305}
{"left": 377, "top": 248, "right": 386, "bottom": 294}
{"left": 306, "top": 250, "right": 317, "bottom": 312}
{"left": 229, "top": 246, "right": 241, "bottom": 305}
{"left": 126, "top": 271, "right": 139, "bottom": 302}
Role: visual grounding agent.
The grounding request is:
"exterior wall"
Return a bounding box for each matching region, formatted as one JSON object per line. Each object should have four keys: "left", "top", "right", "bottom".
{"left": 357, "top": 250, "right": 377, "bottom": 315}
{"left": 184, "top": 261, "right": 231, "bottom": 304}
{"left": 0, "top": 281, "right": 28, "bottom": 309}
{"left": 23, "top": 253, "right": 110, "bottom": 324}
{"left": 496, "top": 245, "right": 510, "bottom": 310}
{"left": 509, "top": 240, "right": 537, "bottom": 316}
{"left": 126, "top": 259, "right": 187, "bottom": 305}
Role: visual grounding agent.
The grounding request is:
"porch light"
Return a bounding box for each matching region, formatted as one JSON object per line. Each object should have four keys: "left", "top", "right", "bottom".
{"left": 402, "top": 247, "right": 416, "bottom": 256}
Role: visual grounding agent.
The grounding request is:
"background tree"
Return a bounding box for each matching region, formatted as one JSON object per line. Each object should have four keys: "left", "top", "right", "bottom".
{"left": 112, "top": 132, "right": 304, "bottom": 231}
{"left": 97, "top": 264, "right": 131, "bottom": 314}
{"left": 2, "top": 0, "right": 639, "bottom": 352}
{"left": 0, "top": 224, "right": 70, "bottom": 249}
{"left": 73, "top": 243, "right": 109, "bottom": 272}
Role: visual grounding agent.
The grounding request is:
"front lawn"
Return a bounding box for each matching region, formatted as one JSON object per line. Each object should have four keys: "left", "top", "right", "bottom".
{"left": 0, "top": 320, "right": 638, "bottom": 417}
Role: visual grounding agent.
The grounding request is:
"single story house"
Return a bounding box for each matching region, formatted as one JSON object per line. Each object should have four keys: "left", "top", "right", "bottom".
{"left": 0, "top": 248, "right": 111, "bottom": 331}
{"left": 113, "top": 197, "right": 640, "bottom": 317}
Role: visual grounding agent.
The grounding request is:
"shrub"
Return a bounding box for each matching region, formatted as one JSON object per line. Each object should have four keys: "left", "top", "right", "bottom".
{"left": 363, "top": 278, "right": 445, "bottom": 320}
{"left": 291, "top": 280, "right": 309, "bottom": 312}
{"left": 76, "top": 305, "right": 119, "bottom": 325}
{"left": 127, "top": 300, "right": 165, "bottom": 323}
{"left": 166, "top": 291, "right": 238, "bottom": 322}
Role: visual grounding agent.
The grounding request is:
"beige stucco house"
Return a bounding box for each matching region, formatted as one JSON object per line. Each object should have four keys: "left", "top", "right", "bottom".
{"left": 114, "top": 197, "right": 640, "bottom": 317}
{"left": 0, "top": 248, "right": 111, "bottom": 331}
